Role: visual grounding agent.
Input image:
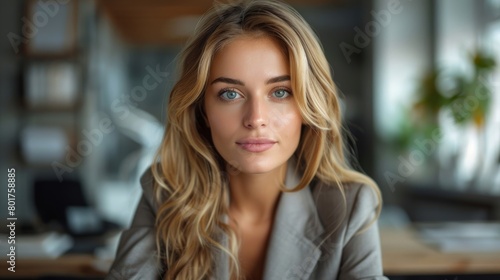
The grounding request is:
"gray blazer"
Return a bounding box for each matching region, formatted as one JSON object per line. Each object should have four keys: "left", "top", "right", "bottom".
{"left": 107, "top": 159, "right": 388, "bottom": 280}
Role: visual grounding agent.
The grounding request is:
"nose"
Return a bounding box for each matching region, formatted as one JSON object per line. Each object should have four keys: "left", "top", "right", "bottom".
{"left": 243, "top": 96, "right": 268, "bottom": 129}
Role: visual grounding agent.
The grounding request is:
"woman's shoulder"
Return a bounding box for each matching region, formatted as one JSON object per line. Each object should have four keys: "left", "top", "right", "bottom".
{"left": 310, "top": 179, "right": 380, "bottom": 233}
{"left": 138, "top": 166, "right": 160, "bottom": 212}
{"left": 311, "top": 180, "right": 380, "bottom": 210}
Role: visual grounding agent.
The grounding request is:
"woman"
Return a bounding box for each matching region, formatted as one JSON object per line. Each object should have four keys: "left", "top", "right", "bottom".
{"left": 107, "top": 0, "right": 387, "bottom": 279}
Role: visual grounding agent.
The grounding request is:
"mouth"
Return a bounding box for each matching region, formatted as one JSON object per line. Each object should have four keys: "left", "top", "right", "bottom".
{"left": 236, "top": 138, "right": 277, "bottom": 153}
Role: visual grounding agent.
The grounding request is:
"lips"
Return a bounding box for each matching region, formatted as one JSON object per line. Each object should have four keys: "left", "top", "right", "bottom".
{"left": 236, "top": 138, "right": 277, "bottom": 152}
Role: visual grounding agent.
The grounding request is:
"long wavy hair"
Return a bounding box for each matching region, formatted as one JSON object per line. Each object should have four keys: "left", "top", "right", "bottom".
{"left": 151, "top": 0, "right": 382, "bottom": 279}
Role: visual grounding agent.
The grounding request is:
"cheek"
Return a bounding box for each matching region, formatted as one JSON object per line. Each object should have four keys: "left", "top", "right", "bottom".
{"left": 270, "top": 106, "right": 303, "bottom": 135}
{"left": 206, "top": 107, "right": 238, "bottom": 141}
{"left": 285, "top": 117, "right": 302, "bottom": 145}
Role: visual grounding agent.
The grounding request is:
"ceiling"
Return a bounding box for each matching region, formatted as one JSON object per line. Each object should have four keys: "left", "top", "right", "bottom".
{"left": 96, "top": 0, "right": 341, "bottom": 46}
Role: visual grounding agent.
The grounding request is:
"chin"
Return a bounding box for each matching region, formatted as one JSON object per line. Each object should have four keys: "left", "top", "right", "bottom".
{"left": 227, "top": 157, "right": 286, "bottom": 175}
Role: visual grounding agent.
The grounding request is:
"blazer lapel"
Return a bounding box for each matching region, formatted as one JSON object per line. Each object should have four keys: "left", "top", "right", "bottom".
{"left": 262, "top": 158, "right": 325, "bottom": 280}
{"left": 211, "top": 230, "right": 229, "bottom": 280}
{"left": 212, "top": 158, "right": 325, "bottom": 280}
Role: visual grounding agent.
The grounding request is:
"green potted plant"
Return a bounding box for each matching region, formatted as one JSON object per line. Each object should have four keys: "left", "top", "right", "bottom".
{"left": 402, "top": 49, "right": 497, "bottom": 189}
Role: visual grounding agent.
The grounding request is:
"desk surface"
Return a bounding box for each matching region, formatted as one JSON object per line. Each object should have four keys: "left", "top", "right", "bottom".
{"left": 381, "top": 227, "right": 500, "bottom": 275}
{"left": 0, "top": 254, "right": 109, "bottom": 278}
{"left": 1, "top": 227, "right": 499, "bottom": 277}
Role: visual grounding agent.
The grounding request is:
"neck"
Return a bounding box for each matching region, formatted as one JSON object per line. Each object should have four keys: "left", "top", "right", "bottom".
{"left": 227, "top": 163, "right": 287, "bottom": 224}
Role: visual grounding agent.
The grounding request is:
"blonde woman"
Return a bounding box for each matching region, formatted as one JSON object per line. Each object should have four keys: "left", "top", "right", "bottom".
{"left": 107, "top": 0, "right": 387, "bottom": 279}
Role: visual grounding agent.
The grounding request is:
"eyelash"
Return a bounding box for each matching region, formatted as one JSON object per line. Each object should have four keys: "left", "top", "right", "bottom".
{"left": 217, "top": 88, "right": 241, "bottom": 102}
{"left": 217, "top": 87, "right": 293, "bottom": 103}
{"left": 272, "top": 88, "right": 292, "bottom": 100}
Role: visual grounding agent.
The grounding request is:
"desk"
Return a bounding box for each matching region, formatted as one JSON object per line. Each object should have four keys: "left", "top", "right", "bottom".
{"left": 1, "top": 228, "right": 500, "bottom": 278}
{"left": 381, "top": 227, "right": 500, "bottom": 275}
{"left": 0, "top": 255, "right": 108, "bottom": 278}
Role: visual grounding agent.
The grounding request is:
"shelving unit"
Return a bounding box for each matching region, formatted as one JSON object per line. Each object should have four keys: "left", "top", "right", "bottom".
{"left": 16, "top": 0, "right": 84, "bottom": 177}
{"left": 0, "top": 0, "right": 93, "bottom": 226}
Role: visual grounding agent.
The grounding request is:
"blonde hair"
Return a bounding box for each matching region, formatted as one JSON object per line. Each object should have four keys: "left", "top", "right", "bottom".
{"left": 151, "top": 0, "right": 382, "bottom": 279}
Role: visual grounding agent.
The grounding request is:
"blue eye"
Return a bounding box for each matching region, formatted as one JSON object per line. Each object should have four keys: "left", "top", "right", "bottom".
{"left": 219, "top": 89, "right": 242, "bottom": 101}
{"left": 273, "top": 89, "right": 290, "bottom": 98}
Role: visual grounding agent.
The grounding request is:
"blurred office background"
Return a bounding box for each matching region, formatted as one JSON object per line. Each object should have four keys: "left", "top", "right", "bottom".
{"left": 0, "top": 0, "right": 499, "bottom": 279}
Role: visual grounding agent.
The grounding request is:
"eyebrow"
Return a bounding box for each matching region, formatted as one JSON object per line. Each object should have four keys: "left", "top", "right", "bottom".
{"left": 210, "top": 75, "right": 290, "bottom": 86}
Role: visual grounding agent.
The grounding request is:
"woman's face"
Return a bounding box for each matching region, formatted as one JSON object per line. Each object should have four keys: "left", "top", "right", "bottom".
{"left": 204, "top": 35, "right": 303, "bottom": 175}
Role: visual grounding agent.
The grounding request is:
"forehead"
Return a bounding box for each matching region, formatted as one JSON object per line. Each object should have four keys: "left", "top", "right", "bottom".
{"left": 209, "top": 35, "right": 290, "bottom": 78}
